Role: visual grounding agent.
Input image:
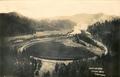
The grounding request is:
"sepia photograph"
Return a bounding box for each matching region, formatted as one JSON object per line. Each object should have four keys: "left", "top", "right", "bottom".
{"left": 0, "top": 0, "right": 120, "bottom": 77}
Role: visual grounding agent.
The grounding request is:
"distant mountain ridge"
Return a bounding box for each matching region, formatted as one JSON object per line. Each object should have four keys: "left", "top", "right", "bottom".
{"left": 51, "top": 13, "right": 119, "bottom": 34}
{"left": 0, "top": 12, "right": 75, "bottom": 36}
{"left": 52, "top": 13, "right": 117, "bottom": 23}
{"left": 0, "top": 12, "right": 119, "bottom": 36}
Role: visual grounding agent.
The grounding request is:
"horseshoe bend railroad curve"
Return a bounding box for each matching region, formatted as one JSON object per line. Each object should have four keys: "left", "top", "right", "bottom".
{"left": 17, "top": 38, "right": 107, "bottom": 60}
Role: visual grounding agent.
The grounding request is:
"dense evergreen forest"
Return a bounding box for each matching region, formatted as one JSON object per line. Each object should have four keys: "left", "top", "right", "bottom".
{"left": 87, "top": 18, "right": 120, "bottom": 57}
{"left": 0, "top": 12, "right": 35, "bottom": 36}
{"left": 72, "top": 18, "right": 120, "bottom": 77}
{"left": 0, "top": 12, "right": 75, "bottom": 37}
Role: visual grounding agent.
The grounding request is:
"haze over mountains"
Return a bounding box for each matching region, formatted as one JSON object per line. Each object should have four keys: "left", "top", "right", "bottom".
{"left": 0, "top": 12, "right": 119, "bottom": 37}
{"left": 0, "top": 12, "right": 75, "bottom": 36}
{"left": 52, "top": 13, "right": 117, "bottom": 34}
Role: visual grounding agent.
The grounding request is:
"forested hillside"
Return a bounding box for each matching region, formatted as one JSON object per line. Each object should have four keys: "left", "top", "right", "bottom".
{"left": 87, "top": 18, "right": 120, "bottom": 56}
{"left": 0, "top": 12, "right": 76, "bottom": 37}
{"left": 0, "top": 12, "right": 35, "bottom": 36}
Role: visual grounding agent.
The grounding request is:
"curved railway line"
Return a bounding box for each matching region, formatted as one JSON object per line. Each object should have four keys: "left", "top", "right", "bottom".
{"left": 16, "top": 33, "right": 108, "bottom": 61}
{"left": 11, "top": 33, "right": 108, "bottom": 77}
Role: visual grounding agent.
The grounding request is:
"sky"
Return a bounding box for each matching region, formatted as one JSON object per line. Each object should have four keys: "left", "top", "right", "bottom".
{"left": 0, "top": 0, "right": 120, "bottom": 19}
